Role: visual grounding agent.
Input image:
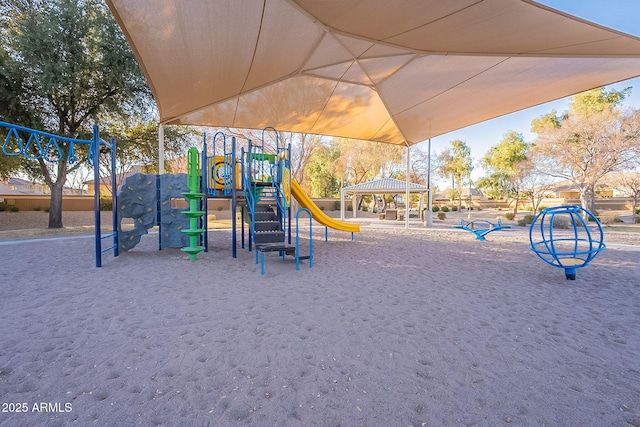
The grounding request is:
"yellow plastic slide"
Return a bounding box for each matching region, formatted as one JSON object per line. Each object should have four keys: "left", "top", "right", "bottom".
{"left": 291, "top": 179, "right": 360, "bottom": 233}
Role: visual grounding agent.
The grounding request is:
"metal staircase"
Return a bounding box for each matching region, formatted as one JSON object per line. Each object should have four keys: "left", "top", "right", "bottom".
{"left": 251, "top": 203, "right": 285, "bottom": 244}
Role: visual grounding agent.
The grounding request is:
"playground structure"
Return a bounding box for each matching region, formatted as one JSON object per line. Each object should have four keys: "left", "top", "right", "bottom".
{"left": 2, "top": 121, "right": 358, "bottom": 272}
{"left": 1, "top": 121, "right": 118, "bottom": 267}
{"left": 200, "top": 127, "right": 359, "bottom": 273}
{"left": 529, "top": 205, "right": 606, "bottom": 280}
{"left": 453, "top": 218, "right": 511, "bottom": 240}
{"left": 116, "top": 127, "right": 359, "bottom": 272}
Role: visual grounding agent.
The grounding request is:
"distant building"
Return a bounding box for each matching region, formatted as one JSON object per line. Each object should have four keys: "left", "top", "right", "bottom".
{"left": 543, "top": 175, "right": 635, "bottom": 199}
{"left": 434, "top": 187, "right": 483, "bottom": 201}
{"left": 83, "top": 167, "right": 141, "bottom": 196}
{"left": 0, "top": 177, "right": 49, "bottom": 195}
{"left": 83, "top": 157, "right": 188, "bottom": 196}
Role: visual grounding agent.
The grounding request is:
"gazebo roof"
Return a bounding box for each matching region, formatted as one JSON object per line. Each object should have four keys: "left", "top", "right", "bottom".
{"left": 342, "top": 178, "right": 428, "bottom": 194}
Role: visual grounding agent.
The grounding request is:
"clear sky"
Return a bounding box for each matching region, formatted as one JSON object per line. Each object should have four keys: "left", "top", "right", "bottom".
{"left": 422, "top": 0, "right": 640, "bottom": 182}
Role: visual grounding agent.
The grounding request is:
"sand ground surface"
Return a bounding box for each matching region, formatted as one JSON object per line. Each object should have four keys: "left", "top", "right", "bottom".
{"left": 0, "top": 210, "right": 639, "bottom": 426}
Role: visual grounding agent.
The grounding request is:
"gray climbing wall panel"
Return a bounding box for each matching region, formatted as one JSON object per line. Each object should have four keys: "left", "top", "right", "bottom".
{"left": 117, "top": 173, "right": 191, "bottom": 251}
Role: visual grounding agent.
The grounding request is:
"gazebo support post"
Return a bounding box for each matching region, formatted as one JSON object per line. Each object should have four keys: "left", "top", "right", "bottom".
{"left": 353, "top": 193, "right": 357, "bottom": 218}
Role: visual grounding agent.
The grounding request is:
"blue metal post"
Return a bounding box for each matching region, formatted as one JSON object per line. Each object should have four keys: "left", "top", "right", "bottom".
{"left": 247, "top": 139, "right": 253, "bottom": 253}
{"left": 295, "top": 208, "right": 313, "bottom": 271}
{"left": 202, "top": 133, "right": 209, "bottom": 252}
{"left": 231, "top": 136, "right": 237, "bottom": 258}
{"left": 93, "top": 125, "right": 102, "bottom": 267}
{"left": 110, "top": 137, "right": 118, "bottom": 257}
{"left": 287, "top": 144, "right": 292, "bottom": 245}
{"left": 156, "top": 175, "right": 162, "bottom": 250}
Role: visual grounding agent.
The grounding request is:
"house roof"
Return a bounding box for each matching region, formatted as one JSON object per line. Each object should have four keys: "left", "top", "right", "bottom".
{"left": 0, "top": 178, "right": 47, "bottom": 195}
{"left": 342, "top": 178, "right": 428, "bottom": 194}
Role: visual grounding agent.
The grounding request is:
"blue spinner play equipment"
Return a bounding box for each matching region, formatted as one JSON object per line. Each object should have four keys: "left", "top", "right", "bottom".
{"left": 529, "top": 205, "right": 605, "bottom": 280}
{"left": 453, "top": 218, "right": 511, "bottom": 240}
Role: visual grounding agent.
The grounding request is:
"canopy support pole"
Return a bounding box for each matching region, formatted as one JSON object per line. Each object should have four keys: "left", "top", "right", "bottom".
{"left": 158, "top": 124, "right": 165, "bottom": 175}
{"left": 405, "top": 146, "right": 410, "bottom": 229}
{"left": 426, "top": 138, "right": 433, "bottom": 227}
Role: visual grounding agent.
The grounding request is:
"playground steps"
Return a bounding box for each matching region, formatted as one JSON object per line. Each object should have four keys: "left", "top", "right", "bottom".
{"left": 251, "top": 204, "right": 286, "bottom": 245}
{"left": 254, "top": 242, "right": 296, "bottom": 255}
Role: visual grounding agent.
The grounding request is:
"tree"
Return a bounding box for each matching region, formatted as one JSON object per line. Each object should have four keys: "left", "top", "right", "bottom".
{"left": 225, "top": 128, "right": 323, "bottom": 189}
{"left": 97, "top": 120, "right": 194, "bottom": 195}
{"left": 610, "top": 171, "right": 640, "bottom": 223}
{"left": 480, "top": 131, "right": 529, "bottom": 213}
{"left": 438, "top": 140, "right": 473, "bottom": 210}
{"left": 306, "top": 141, "right": 340, "bottom": 197}
{"left": 569, "top": 87, "right": 631, "bottom": 115}
{"left": 531, "top": 87, "right": 640, "bottom": 214}
{"left": 517, "top": 159, "right": 557, "bottom": 213}
{"left": 0, "top": 154, "right": 21, "bottom": 180}
{"left": 336, "top": 139, "right": 404, "bottom": 185}
{"left": 1, "top": 0, "right": 151, "bottom": 227}
{"left": 0, "top": 42, "right": 38, "bottom": 178}
{"left": 289, "top": 133, "right": 323, "bottom": 185}
{"left": 335, "top": 138, "right": 404, "bottom": 210}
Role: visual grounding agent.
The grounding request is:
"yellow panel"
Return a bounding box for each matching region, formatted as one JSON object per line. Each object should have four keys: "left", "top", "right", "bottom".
{"left": 207, "top": 156, "right": 241, "bottom": 191}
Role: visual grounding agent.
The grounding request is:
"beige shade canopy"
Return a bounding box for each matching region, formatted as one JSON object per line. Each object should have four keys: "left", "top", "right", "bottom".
{"left": 106, "top": 0, "right": 640, "bottom": 146}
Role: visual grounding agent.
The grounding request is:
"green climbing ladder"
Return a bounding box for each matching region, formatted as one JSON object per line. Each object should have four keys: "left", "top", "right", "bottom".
{"left": 181, "top": 147, "right": 205, "bottom": 260}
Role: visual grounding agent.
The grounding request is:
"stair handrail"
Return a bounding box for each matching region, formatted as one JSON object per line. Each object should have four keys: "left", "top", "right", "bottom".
{"left": 261, "top": 126, "right": 280, "bottom": 152}
{"left": 243, "top": 140, "right": 257, "bottom": 251}
{"left": 205, "top": 130, "right": 227, "bottom": 197}
{"left": 295, "top": 208, "right": 313, "bottom": 270}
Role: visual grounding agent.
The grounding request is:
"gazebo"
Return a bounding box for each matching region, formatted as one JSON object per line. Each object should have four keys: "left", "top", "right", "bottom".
{"left": 340, "top": 178, "right": 429, "bottom": 221}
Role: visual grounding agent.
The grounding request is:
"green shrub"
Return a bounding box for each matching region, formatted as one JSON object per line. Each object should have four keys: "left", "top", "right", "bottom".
{"left": 33, "top": 206, "right": 42, "bottom": 211}
{"left": 635, "top": 208, "right": 639, "bottom": 215}
{"left": 452, "top": 206, "right": 458, "bottom": 211}
{"left": 635, "top": 215, "right": 640, "bottom": 224}
{"left": 361, "top": 206, "right": 367, "bottom": 212}
{"left": 347, "top": 205, "right": 353, "bottom": 211}
{"left": 552, "top": 217, "right": 570, "bottom": 229}
{"left": 8, "top": 204, "right": 20, "bottom": 212}
{"left": 516, "top": 214, "right": 535, "bottom": 227}
{"left": 320, "top": 205, "right": 325, "bottom": 211}
{"left": 437, "top": 212, "right": 446, "bottom": 220}
{"left": 441, "top": 206, "right": 449, "bottom": 212}
{"left": 537, "top": 205, "right": 547, "bottom": 212}
{"left": 504, "top": 211, "right": 515, "bottom": 220}
{"left": 216, "top": 206, "right": 223, "bottom": 211}
{"left": 100, "top": 199, "right": 112, "bottom": 211}
{"left": 497, "top": 206, "right": 502, "bottom": 211}
{"left": 0, "top": 203, "right": 6, "bottom": 212}
{"left": 333, "top": 201, "right": 340, "bottom": 211}
{"left": 600, "top": 212, "right": 622, "bottom": 225}
{"left": 432, "top": 205, "right": 440, "bottom": 212}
